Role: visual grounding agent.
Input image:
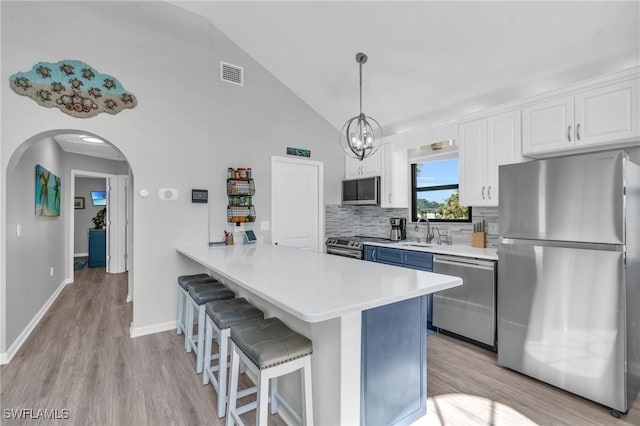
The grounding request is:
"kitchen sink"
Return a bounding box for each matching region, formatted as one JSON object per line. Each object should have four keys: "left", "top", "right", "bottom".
{"left": 398, "top": 242, "right": 432, "bottom": 248}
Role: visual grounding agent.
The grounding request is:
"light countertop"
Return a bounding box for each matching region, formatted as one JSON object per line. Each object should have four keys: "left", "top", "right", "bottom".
{"left": 362, "top": 241, "right": 499, "bottom": 260}
{"left": 177, "top": 243, "right": 462, "bottom": 323}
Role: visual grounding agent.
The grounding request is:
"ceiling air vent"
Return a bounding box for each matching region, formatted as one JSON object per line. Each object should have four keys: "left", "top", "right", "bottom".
{"left": 220, "top": 62, "right": 243, "bottom": 86}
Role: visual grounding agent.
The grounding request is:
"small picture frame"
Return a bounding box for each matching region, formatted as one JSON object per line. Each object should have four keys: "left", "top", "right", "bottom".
{"left": 74, "top": 197, "right": 85, "bottom": 209}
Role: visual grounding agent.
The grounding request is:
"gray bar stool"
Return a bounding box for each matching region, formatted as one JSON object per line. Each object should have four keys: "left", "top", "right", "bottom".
{"left": 186, "top": 283, "right": 235, "bottom": 373}
{"left": 203, "top": 298, "right": 264, "bottom": 418}
{"left": 226, "top": 318, "right": 313, "bottom": 426}
{"left": 177, "top": 274, "right": 218, "bottom": 336}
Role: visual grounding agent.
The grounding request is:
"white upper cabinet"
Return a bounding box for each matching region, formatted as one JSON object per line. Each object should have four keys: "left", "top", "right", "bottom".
{"left": 459, "top": 119, "right": 487, "bottom": 206}
{"left": 344, "top": 149, "right": 381, "bottom": 178}
{"left": 522, "top": 96, "right": 574, "bottom": 154}
{"left": 459, "top": 110, "right": 522, "bottom": 207}
{"left": 380, "top": 144, "right": 409, "bottom": 208}
{"left": 574, "top": 80, "right": 639, "bottom": 148}
{"left": 523, "top": 79, "right": 639, "bottom": 156}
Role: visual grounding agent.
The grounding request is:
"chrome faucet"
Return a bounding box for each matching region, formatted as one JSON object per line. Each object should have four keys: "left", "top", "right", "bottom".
{"left": 424, "top": 218, "right": 434, "bottom": 243}
{"left": 433, "top": 226, "right": 443, "bottom": 245}
{"left": 416, "top": 218, "right": 434, "bottom": 244}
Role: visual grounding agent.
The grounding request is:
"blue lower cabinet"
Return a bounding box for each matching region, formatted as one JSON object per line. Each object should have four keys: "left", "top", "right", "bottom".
{"left": 88, "top": 229, "right": 106, "bottom": 267}
{"left": 402, "top": 250, "right": 433, "bottom": 271}
{"left": 363, "top": 245, "right": 435, "bottom": 330}
{"left": 361, "top": 296, "right": 427, "bottom": 425}
{"left": 364, "top": 245, "right": 377, "bottom": 262}
{"left": 377, "top": 247, "right": 404, "bottom": 264}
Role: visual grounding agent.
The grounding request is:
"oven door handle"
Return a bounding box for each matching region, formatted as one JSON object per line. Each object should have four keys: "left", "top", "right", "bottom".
{"left": 327, "top": 247, "right": 362, "bottom": 259}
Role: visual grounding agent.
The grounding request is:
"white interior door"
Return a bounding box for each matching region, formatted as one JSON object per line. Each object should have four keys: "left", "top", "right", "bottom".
{"left": 271, "top": 156, "right": 324, "bottom": 251}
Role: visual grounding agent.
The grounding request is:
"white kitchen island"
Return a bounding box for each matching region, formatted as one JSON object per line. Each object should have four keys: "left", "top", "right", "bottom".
{"left": 177, "top": 243, "right": 462, "bottom": 425}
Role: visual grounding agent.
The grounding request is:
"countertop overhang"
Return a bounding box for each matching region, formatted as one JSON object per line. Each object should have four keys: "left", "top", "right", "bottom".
{"left": 177, "top": 243, "right": 462, "bottom": 323}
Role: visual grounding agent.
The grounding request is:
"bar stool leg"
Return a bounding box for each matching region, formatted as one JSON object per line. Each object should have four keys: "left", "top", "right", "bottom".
{"left": 302, "top": 356, "right": 314, "bottom": 425}
{"left": 226, "top": 343, "right": 241, "bottom": 426}
{"left": 203, "top": 317, "right": 213, "bottom": 385}
{"left": 256, "top": 372, "right": 270, "bottom": 426}
{"left": 177, "top": 289, "right": 184, "bottom": 335}
{"left": 196, "top": 305, "right": 206, "bottom": 373}
{"left": 185, "top": 299, "right": 194, "bottom": 352}
{"left": 218, "top": 328, "right": 230, "bottom": 418}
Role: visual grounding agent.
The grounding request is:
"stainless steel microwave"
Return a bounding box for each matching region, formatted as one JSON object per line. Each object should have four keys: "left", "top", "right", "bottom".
{"left": 342, "top": 176, "right": 380, "bottom": 205}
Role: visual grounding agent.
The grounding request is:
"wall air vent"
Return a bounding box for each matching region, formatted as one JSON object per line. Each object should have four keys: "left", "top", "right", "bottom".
{"left": 220, "top": 62, "right": 244, "bottom": 86}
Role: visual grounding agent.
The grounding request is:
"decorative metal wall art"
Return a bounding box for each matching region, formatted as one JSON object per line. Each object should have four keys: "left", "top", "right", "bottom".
{"left": 9, "top": 60, "right": 137, "bottom": 118}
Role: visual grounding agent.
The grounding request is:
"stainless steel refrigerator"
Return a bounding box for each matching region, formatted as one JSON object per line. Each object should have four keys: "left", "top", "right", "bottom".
{"left": 498, "top": 149, "right": 640, "bottom": 415}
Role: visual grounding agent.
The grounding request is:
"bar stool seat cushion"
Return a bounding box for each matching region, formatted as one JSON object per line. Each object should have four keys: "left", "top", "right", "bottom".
{"left": 231, "top": 317, "right": 312, "bottom": 370}
{"left": 183, "top": 279, "right": 218, "bottom": 292}
{"left": 189, "top": 284, "right": 234, "bottom": 305}
{"left": 206, "top": 298, "right": 264, "bottom": 329}
{"left": 178, "top": 273, "right": 210, "bottom": 284}
{"left": 178, "top": 275, "right": 218, "bottom": 290}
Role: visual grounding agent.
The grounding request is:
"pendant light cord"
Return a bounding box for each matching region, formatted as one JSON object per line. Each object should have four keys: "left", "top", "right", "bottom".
{"left": 359, "top": 61, "right": 363, "bottom": 116}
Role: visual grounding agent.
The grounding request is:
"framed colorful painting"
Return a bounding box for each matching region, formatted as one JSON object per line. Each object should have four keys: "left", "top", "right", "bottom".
{"left": 35, "top": 164, "right": 61, "bottom": 216}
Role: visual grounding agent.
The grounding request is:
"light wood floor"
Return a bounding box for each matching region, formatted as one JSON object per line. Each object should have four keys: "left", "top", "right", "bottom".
{"left": 1, "top": 267, "right": 639, "bottom": 425}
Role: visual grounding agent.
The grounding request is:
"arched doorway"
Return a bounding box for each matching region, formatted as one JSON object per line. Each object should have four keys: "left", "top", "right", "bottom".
{"left": 2, "top": 129, "right": 134, "bottom": 363}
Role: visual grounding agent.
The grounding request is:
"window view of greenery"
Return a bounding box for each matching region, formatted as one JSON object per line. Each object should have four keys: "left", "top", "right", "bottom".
{"left": 412, "top": 159, "right": 471, "bottom": 222}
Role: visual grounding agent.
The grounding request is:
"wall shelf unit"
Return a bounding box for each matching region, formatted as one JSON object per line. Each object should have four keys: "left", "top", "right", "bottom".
{"left": 227, "top": 176, "right": 255, "bottom": 223}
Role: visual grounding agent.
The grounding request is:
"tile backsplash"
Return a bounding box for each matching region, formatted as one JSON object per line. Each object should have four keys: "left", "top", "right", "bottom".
{"left": 325, "top": 204, "right": 499, "bottom": 248}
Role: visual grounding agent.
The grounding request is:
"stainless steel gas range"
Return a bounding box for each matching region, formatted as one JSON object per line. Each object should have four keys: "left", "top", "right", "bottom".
{"left": 325, "top": 236, "right": 393, "bottom": 259}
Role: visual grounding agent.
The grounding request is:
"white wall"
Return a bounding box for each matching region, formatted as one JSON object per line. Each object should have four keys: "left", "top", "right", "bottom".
{"left": 5, "top": 138, "right": 65, "bottom": 346}
{"left": 207, "top": 24, "right": 343, "bottom": 242}
{"left": 74, "top": 177, "right": 106, "bottom": 255}
{"left": 1, "top": 1, "right": 342, "bottom": 351}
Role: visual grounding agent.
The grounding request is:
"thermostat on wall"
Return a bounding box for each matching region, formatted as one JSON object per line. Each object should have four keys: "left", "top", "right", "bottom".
{"left": 192, "top": 189, "right": 208, "bottom": 203}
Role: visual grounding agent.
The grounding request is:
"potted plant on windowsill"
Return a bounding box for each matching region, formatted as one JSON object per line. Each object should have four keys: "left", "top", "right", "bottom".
{"left": 92, "top": 207, "right": 106, "bottom": 229}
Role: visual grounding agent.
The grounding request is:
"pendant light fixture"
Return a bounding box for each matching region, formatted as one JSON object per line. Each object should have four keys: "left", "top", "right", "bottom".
{"left": 339, "top": 52, "right": 382, "bottom": 161}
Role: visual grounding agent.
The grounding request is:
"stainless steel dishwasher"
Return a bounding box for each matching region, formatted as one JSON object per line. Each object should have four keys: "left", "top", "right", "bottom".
{"left": 432, "top": 255, "right": 497, "bottom": 348}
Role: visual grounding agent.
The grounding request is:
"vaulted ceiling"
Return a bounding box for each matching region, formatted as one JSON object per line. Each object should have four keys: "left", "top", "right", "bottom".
{"left": 175, "top": 1, "right": 639, "bottom": 136}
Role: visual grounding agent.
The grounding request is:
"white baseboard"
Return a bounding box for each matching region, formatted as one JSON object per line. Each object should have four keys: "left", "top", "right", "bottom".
{"left": 0, "top": 279, "right": 70, "bottom": 365}
{"left": 130, "top": 320, "right": 176, "bottom": 338}
{"left": 274, "top": 391, "right": 301, "bottom": 426}
{"left": 74, "top": 252, "right": 88, "bottom": 258}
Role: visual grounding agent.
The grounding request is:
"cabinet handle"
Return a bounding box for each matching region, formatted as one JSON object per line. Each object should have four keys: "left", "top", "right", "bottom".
{"left": 372, "top": 250, "right": 376, "bottom": 261}
{"left": 487, "top": 186, "right": 491, "bottom": 199}
{"left": 388, "top": 193, "right": 392, "bottom": 203}
{"left": 567, "top": 125, "right": 572, "bottom": 142}
{"left": 482, "top": 186, "right": 485, "bottom": 200}
{"left": 576, "top": 123, "right": 581, "bottom": 141}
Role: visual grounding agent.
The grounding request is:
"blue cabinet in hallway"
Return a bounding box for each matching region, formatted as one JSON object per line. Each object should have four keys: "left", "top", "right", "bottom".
{"left": 88, "top": 229, "right": 106, "bottom": 267}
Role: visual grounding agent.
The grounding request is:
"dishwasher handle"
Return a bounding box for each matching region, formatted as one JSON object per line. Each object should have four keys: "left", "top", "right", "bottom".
{"left": 433, "top": 255, "right": 496, "bottom": 271}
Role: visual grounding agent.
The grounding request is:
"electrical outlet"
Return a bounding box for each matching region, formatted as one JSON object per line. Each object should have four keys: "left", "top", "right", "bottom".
{"left": 50, "top": 266, "right": 54, "bottom": 277}
{"left": 488, "top": 222, "right": 499, "bottom": 235}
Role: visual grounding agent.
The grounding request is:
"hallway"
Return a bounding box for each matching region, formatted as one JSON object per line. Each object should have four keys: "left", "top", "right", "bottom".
{"left": 0, "top": 267, "right": 284, "bottom": 426}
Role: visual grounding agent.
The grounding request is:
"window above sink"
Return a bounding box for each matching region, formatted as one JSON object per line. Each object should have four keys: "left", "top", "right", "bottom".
{"left": 411, "top": 158, "right": 472, "bottom": 223}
